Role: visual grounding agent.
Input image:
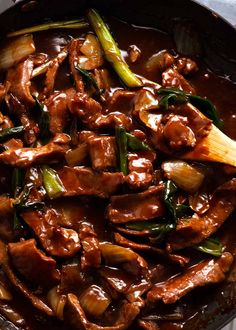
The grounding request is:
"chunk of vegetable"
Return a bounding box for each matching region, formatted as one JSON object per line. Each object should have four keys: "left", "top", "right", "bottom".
{"left": 79, "top": 285, "right": 111, "bottom": 317}
{"left": 47, "top": 287, "right": 66, "bottom": 320}
{"left": 162, "top": 160, "right": 205, "bottom": 193}
{"left": 87, "top": 8, "right": 142, "bottom": 88}
{"left": 0, "top": 34, "right": 35, "bottom": 70}
{"left": 42, "top": 166, "right": 65, "bottom": 199}
{"left": 7, "top": 19, "right": 89, "bottom": 37}
{"left": 65, "top": 144, "right": 88, "bottom": 166}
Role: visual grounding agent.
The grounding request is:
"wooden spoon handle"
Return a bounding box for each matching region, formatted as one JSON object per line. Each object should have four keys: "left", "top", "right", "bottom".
{"left": 182, "top": 125, "right": 236, "bottom": 167}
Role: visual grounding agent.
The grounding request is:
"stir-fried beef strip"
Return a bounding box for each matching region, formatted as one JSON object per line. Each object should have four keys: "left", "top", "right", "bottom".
{"left": 108, "top": 185, "right": 165, "bottom": 223}
{"left": 8, "top": 239, "right": 60, "bottom": 288}
{"left": 0, "top": 7, "right": 234, "bottom": 330}
{"left": 58, "top": 166, "right": 124, "bottom": 198}
{"left": 0, "top": 133, "right": 70, "bottom": 167}
{"left": 147, "top": 252, "right": 233, "bottom": 304}
{"left": 168, "top": 180, "right": 236, "bottom": 251}
{"left": 21, "top": 209, "right": 81, "bottom": 258}
{"left": 0, "top": 241, "right": 54, "bottom": 316}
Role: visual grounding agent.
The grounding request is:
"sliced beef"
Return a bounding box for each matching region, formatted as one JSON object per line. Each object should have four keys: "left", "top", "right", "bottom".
{"left": 88, "top": 136, "right": 117, "bottom": 170}
{"left": 0, "top": 196, "right": 15, "bottom": 242}
{"left": 0, "top": 133, "right": 70, "bottom": 167}
{"left": 0, "top": 112, "right": 13, "bottom": 130}
{"left": 58, "top": 166, "right": 124, "bottom": 198}
{"left": 99, "top": 266, "right": 133, "bottom": 294}
{"left": 108, "top": 185, "right": 165, "bottom": 224}
{"left": 168, "top": 184, "right": 236, "bottom": 251}
{"left": 21, "top": 209, "right": 81, "bottom": 258}
{"left": 150, "top": 103, "right": 212, "bottom": 154}
{"left": 162, "top": 115, "right": 196, "bottom": 149}
{"left": 69, "top": 93, "right": 132, "bottom": 131}
{"left": 113, "top": 233, "right": 189, "bottom": 267}
{"left": 108, "top": 90, "right": 136, "bottom": 115}
{"left": 60, "top": 264, "right": 88, "bottom": 296}
{"left": 69, "top": 39, "right": 84, "bottom": 93}
{"left": 43, "top": 47, "right": 68, "bottom": 97}
{"left": 64, "top": 293, "right": 140, "bottom": 330}
{"left": 125, "top": 151, "right": 156, "bottom": 190}
{"left": 6, "top": 58, "right": 35, "bottom": 107}
{"left": 138, "top": 320, "right": 160, "bottom": 330}
{"left": 20, "top": 113, "right": 39, "bottom": 145}
{"left": 162, "top": 68, "right": 195, "bottom": 94}
{"left": 174, "top": 57, "right": 198, "bottom": 76}
{"left": 147, "top": 252, "right": 233, "bottom": 304}
{"left": 45, "top": 90, "right": 73, "bottom": 135}
{"left": 8, "top": 239, "right": 60, "bottom": 288}
{"left": 128, "top": 45, "right": 141, "bottom": 63}
{"left": 79, "top": 222, "right": 101, "bottom": 270}
{"left": 0, "top": 241, "right": 53, "bottom": 316}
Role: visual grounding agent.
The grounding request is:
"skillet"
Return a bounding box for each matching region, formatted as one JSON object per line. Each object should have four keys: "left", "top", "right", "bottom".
{"left": 0, "top": 0, "right": 235, "bottom": 329}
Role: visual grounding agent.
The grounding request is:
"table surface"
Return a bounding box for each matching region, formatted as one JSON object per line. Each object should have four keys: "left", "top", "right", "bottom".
{"left": 0, "top": 0, "right": 235, "bottom": 329}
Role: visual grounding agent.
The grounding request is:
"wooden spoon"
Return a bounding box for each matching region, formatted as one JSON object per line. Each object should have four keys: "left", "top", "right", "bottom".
{"left": 182, "top": 122, "right": 236, "bottom": 167}
{"left": 138, "top": 102, "right": 236, "bottom": 167}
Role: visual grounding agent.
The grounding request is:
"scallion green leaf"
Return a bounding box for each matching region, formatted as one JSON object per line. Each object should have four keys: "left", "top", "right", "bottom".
{"left": 194, "top": 237, "right": 224, "bottom": 257}
{"left": 126, "top": 133, "right": 151, "bottom": 151}
{"left": 42, "top": 166, "right": 65, "bottom": 199}
{"left": 115, "top": 126, "right": 128, "bottom": 175}
{"left": 0, "top": 126, "right": 24, "bottom": 143}
{"left": 75, "top": 65, "right": 100, "bottom": 92}
{"left": 34, "top": 97, "right": 51, "bottom": 141}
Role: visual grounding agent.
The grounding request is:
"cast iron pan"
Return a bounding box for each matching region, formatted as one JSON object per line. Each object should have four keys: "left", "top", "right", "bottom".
{"left": 0, "top": 0, "right": 236, "bottom": 329}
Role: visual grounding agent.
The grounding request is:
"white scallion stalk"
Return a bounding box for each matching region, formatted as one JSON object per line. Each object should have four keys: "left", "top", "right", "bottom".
{"left": 162, "top": 160, "right": 205, "bottom": 193}
{"left": 0, "top": 34, "right": 35, "bottom": 70}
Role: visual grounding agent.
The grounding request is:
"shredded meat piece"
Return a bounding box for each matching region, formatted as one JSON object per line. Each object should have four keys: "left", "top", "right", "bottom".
{"left": 150, "top": 103, "right": 212, "bottom": 154}
{"left": 168, "top": 182, "right": 236, "bottom": 251}
{"left": 88, "top": 136, "right": 117, "bottom": 170}
{"left": 30, "top": 53, "right": 48, "bottom": 67}
{"left": 58, "top": 166, "right": 124, "bottom": 198}
{"left": 0, "top": 241, "right": 53, "bottom": 316}
{"left": 60, "top": 264, "right": 88, "bottom": 296}
{"left": 8, "top": 239, "right": 60, "bottom": 288}
{"left": 114, "top": 233, "right": 189, "bottom": 267}
{"left": 6, "top": 58, "right": 35, "bottom": 107}
{"left": 45, "top": 90, "right": 74, "bottom": 135}
{"left": 0, "top": 196, "right": 15, "bottom": 242}
{"left": 138, "top": 320, "right": 160, "bottom": 330}
{"left": 69, "top": 39, "right": 85, "bottom": 93}
{"left": 99, "top": 266, "right": 133, "bottom": 294}
{"left": 69, "top": 93, "right": 132, "bottom": 131}
{"left": 163, "top": 115, "right": 196, "bottom": 149}
{"left": 162, "top": 68, "right": 195, "bottom": 94}
{"left": 0, "top": 84, "right": 8, "bottom": 103}
{"left": 125, "top": 151, "right": 156, "bottom": 190}
{"left": 64, "top": 293, "right": 140, "bottom": 330}
{"left": 0, "top": 133, "right": 70, "bottom": 167}
{"left": 128, "top": 45, "right": 141, "bottom": 63}
{"left": 108, "top": 90, "right": 136, "bottom": 114}
{"left": 21, "top": 209, "right": 81, "bottom": 258}
{"left": 174, "top": 57, "right": 198, "bottom": 76}
{"left": 0, "top": 112, "right": 13, "bottom": 130}
{"left": 79, "top": 222, "right": 101, "bottom": 270}
{"left": 147, "top": 252, "right": 233, "bottom": 304}
{"left": 108, "top": 185, "right": 165, "bottom": 223}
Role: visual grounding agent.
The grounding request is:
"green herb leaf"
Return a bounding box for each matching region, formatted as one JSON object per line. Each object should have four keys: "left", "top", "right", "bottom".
{"left": 126, "top": 133, "right": 151, "bottom": 151}
{"left": 75, "top": 65, "right": 100, "bottom": 92}
{"left": 157, "top": 87, "right": 222, "bottom": 128}
{"left": 0, "top": 126, "right": 24, "bottom": 143}
{"left": 125, "top": 221, "right": 175, "bottom": 235}
{"left": 115, "top": 126, "right": 128, "bottom": 175}
{"left": 194, "top": 237, "right": 224, "bottom": 257}
{"left": 34, "top": 97, "right": 51, "bottom": 141}
{"left": 12, "top": 168, "right": 25, "bottom": 199}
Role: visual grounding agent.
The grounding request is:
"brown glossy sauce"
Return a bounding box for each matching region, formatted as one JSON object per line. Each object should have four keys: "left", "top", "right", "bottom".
{"left": 2, "top": 16, "right": 236, "bottom": 330}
